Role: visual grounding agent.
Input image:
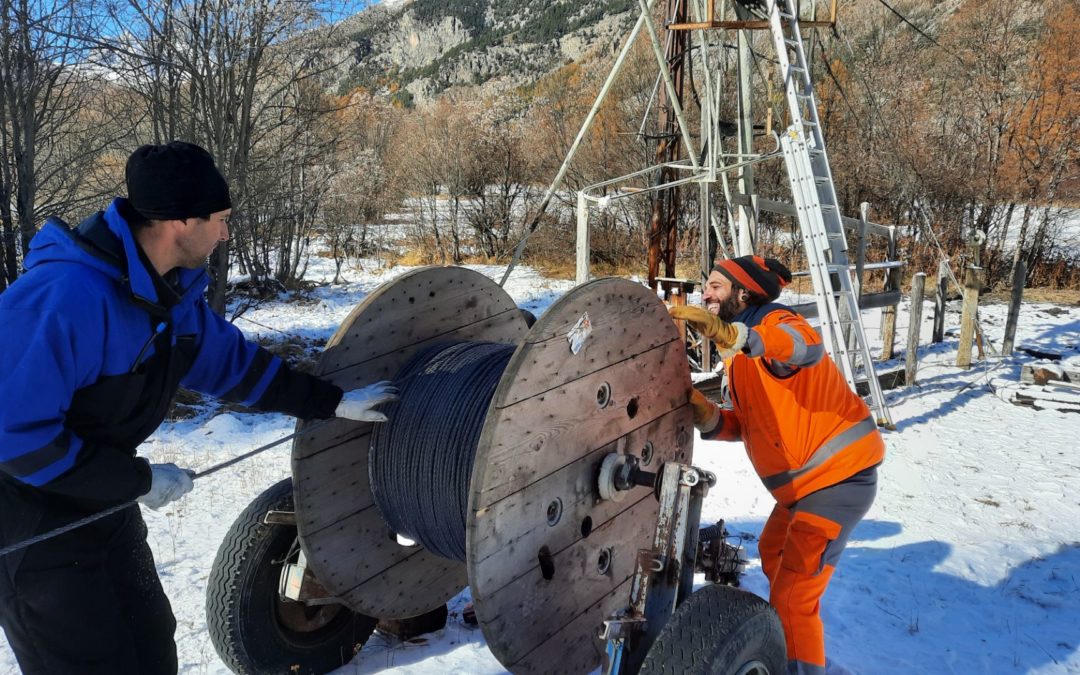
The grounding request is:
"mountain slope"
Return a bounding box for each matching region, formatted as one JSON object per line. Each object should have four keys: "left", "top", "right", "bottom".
{"left": 333, "top": 0, "right": 638, "bottom": 104}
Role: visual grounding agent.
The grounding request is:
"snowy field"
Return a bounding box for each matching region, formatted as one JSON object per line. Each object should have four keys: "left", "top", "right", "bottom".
{"left": 2, "top": 253, "right": 1079, "bottom": 675}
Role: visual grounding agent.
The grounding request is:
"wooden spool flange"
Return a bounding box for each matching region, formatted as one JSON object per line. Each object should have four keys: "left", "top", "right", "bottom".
{"left": 291, "top": 266, "right": 529, "bottom": 619}
{"left": 467, "top": 277, "right": 693, "bottom": 674}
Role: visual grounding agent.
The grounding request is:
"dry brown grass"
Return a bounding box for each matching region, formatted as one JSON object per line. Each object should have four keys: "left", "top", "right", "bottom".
{"left": 524, "top": 258, "right": 642, "bottom": 281}
{"left": 983, "top": 287, "right": 1080, "bottom": 304}
{"left": 388, "top": 249, "right": 435, "bottom": 267}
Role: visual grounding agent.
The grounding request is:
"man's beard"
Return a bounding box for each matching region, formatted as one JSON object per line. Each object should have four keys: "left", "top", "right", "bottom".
{"left": 717, "top": 293, "right": 743, "bottom": 322}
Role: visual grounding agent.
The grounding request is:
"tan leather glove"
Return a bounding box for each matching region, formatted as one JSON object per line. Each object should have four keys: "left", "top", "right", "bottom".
{"left": 668, "top": 305, "right": 748, "bottom": 355}
{"left": 689, "top": 388, "right": 721, "bottom": 434}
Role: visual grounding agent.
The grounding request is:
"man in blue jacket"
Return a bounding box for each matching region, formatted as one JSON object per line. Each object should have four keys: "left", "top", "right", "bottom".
{"left": 0, "top": 141, "right": 396, "bottom": 674}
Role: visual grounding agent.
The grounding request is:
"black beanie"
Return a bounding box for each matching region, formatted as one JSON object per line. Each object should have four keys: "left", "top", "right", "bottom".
{"left": 713, "top": 255, "right": 793, "bottom": 303}
{"left": 125, "top": 141, "right": 231, "bottom": 220}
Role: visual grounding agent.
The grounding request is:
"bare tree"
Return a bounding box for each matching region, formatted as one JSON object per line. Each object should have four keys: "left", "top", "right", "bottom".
{"left": 461, "top": 97, "right": 537, "bottom": 259}
{"left": 321, "top": 148, "right": 391, "bottom": 282}
{"left": 98, "top": 0, "right": 368, "bottom": 310}
{"left": 1003, "top": 0, "right": 1080, "bottom": 278}
{"left": 0, "top": 0, "right": 117, "bottom": 289}
{"left": 318, "top": 92, "right": 404, "bottom": 282}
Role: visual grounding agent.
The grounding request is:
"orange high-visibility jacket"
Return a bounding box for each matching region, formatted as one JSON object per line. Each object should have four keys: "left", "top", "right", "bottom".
{"left": 703, "top": 303, "right": 885, "bottom": 507}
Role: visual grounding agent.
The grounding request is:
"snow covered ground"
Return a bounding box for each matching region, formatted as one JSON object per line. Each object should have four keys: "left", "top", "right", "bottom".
{"left": 2, "top": 253, "right": 1078, "bottom": 675}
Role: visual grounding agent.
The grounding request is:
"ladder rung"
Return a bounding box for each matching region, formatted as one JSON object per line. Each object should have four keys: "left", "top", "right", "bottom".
{"left": 818, "top": 261, "right": 903, "bottom": 273}
{"left": 862, "top": 260, "right": 905, "bottom": 271}
{"left": 779, "top": 12, "right": 796, "bottom": 20}
{"left": 784, "top": 38, "right": 800, "bottom": 47}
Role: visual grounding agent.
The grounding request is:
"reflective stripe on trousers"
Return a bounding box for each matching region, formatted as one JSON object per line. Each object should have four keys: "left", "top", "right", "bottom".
{"left": 759, "top": 466, "right": 878, "bottom": 675}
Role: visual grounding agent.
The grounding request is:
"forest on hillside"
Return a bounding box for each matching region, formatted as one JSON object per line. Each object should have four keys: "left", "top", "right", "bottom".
{"left": 0, "top": 0, "right": 1076, "bottom": 309}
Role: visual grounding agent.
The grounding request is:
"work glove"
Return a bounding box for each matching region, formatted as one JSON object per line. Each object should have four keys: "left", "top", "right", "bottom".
{"left": 335, "top": 381, "right": 399, "bottom": 422}
{"left": 690, "top": 388, "right": 721, "bottom": 435}
{"left": 668, "top": 305, "right": 748, "bottom": 357}
{"left": 139, "top": 463, "right": 195, "bottom": 510}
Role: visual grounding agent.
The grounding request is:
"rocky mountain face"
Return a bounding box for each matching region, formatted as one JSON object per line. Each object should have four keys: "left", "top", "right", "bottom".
{"left": 332, "top": 0, "right": 638, "bottom": 104}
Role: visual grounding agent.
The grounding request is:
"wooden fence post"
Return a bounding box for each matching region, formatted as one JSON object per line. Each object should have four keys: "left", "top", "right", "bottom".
{"left": 932, "top": 259, "right": 949, "bottom": 344}
{"left": 879, "top": 225, "right": 900, "bottom": 360}
{"left": 906, "top": 272, "right": 926, "bottom": 386}
{"left": 1002, "top": 260, "right": 1027, "bottom": 356}
{"left": 956, "top": 265, "right": 982, "bottom": 368}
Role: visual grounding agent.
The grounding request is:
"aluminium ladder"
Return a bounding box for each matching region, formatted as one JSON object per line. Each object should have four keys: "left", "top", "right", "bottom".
{"left": 763, "top": 0, "right": 894, "bottom": 428}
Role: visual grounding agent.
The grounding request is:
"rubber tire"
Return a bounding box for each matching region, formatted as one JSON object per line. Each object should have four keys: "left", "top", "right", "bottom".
{"left": 639, "top": 584, "right": 786, "bottom": 675}
{"left": 206, "top": 478, "right": 377, "bottom": 675}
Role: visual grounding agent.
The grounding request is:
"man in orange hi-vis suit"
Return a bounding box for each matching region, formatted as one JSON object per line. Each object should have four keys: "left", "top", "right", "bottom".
{"left": 670, "top": 255, "right": 884, "bottom": 675}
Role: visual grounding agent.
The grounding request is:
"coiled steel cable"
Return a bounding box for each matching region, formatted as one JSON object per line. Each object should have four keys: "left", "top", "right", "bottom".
{"left": 369, "top": 341, "right": 515, "bottom": 561}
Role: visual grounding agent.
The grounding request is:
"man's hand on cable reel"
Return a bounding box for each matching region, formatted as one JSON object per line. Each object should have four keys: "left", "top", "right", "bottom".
{"left": 335, "top": 380, "right": 399, "bottom": 422}
{"left": 668, "top": 305, "right": 748, "bottom": 357}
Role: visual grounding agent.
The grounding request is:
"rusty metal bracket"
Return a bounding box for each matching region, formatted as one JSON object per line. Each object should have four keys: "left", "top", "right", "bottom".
{"left": 599, "top": 616, "right": 648, "bottom": 642}
{"left": 280, "top": 548, "right": 341, "bottom": 606}
{"left": 601, "top": 460, "right": 712, "bottom": 674}
{"left": 263, "top": 510, "right": 296, "bottom": 526}
{"left": 637, "top": 548, "right": 665, "bottom": 574}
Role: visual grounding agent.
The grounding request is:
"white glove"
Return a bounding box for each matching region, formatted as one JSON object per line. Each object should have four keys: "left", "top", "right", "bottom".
{"left": 139, "top": 463, "right": 195, "bottom": 510}
{"left": 335, "top": 381, "right": 399, "bottom": 422}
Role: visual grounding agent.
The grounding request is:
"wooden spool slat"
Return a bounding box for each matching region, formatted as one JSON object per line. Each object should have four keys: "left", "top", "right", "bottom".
{"left": 485, "top": 500, "right": 655, "bottom": 672}
{"left": 512, "top": 578, "right": 633, "bottom": 675}
{"left": 323, "top": 310, "right": 527, "bottom": 384}
{"left": 467, "top": 278, "right": 693, "bottom": 674}
{"left": 291, "top": 418, "right": 367, "bottom": 460}
{"left": 292, "top": 266, "right": 528, "bottom": 619}
{"left": 469, "top": 408, "right": 689, "bottom": 592}
{"left": 500, "top": 282, "right": 675, "bottom": 406}
{"left": 293, "top": 436, "right": 372, "bottom": 536}
{"left": 473, "top": 339, "right": 691, "bottom": 508}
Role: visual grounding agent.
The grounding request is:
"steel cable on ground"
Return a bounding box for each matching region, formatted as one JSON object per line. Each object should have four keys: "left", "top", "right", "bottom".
{"left": 369, "top": 341, "right": 515, "bottom": 562}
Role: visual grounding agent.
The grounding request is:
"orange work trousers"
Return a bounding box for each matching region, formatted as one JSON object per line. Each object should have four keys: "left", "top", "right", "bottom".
{"left": 758, "top": 466, "right": 878, "bottom": 675}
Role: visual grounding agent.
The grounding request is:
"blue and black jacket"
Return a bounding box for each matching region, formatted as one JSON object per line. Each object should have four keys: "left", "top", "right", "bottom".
{"left": 0, "top": 198, "right": 342, "bottom": 511}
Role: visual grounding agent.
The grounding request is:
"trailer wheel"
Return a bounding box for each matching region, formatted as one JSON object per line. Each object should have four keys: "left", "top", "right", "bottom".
{"left": 639, "top": 584, "right": 786, "bottom": 675}
{"left": 207, "top": 478, "right": 377, "bottom": 675}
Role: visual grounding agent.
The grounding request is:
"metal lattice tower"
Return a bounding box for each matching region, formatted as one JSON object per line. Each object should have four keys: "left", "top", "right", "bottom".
{"left": 508, "top": 0, "right": 894, "bottom": 425}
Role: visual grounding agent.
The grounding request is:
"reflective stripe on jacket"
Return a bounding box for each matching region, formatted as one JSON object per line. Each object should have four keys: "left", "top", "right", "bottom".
{"left": 703, "top": 303, "right": 885, "bottom": 506}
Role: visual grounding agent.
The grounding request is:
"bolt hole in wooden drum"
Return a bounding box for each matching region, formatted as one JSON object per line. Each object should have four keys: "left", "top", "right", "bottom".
{"left": 289, "top": 267, "right": 692, "bottom": 673}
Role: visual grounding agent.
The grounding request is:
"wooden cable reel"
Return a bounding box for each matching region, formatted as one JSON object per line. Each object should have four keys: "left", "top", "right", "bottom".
{"left": 291, "top": 266, "right": 693, "bottom": 673}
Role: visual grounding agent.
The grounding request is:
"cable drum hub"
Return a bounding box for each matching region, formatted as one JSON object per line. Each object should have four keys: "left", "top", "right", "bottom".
{"left": 369, "top": 341, "right": 515, "bottom": 562}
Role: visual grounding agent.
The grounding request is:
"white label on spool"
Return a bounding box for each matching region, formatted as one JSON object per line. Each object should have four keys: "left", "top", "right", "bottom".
{"left": 568, "top": 312, "right": 592, "bottom": 355}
